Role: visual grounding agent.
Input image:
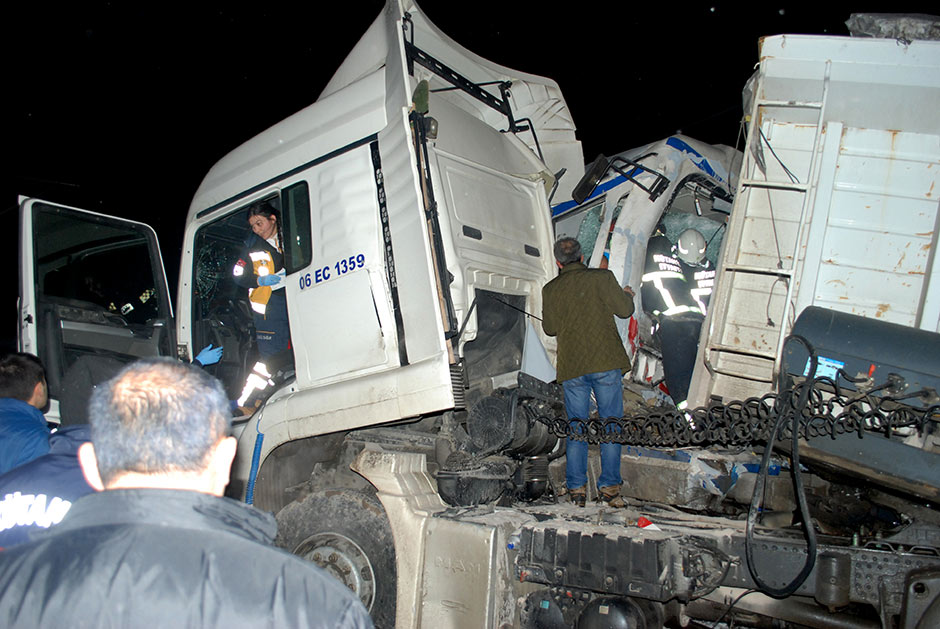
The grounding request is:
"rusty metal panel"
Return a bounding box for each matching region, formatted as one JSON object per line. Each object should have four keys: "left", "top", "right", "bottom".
{"left": 808, "top": 128, "right": 940, "bottom": 327}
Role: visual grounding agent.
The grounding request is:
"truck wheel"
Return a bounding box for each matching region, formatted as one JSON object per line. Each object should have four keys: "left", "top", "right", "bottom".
{"left": 275, "top": 489, "right": 396, "bottom": 628}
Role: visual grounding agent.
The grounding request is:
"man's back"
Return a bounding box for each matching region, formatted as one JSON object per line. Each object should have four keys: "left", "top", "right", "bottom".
{"left": 0, "top": 398, "right": 50, "bottom": 476}
{"left": 542, "top": 261, "right": 635, "bottom": 382}
{"left": 0, "top": 489, "right": 373, "bottom": 628}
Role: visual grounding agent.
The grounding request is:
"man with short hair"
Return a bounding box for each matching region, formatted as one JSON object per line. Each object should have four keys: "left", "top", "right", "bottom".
{"left": 0, "top": 352, "right": 51, "bottom": 475}
{"left": 542, "top": 237, "right": 635, "bottom": 507}
{"left": 0, "top": 358, "right": 372, "bottom": 628}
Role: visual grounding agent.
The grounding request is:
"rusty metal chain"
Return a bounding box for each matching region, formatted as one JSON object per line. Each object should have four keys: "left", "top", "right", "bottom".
{"left": 535, "top": 380, "right": 939, "bottom": 447}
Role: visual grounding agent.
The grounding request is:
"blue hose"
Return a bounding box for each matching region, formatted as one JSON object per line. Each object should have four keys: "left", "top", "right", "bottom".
{"left": 245, "top": 430, "right": 265, "bottom": 505}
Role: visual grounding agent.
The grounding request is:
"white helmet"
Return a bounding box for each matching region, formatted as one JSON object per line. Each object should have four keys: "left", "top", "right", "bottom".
{"left": 676, "top": 228, "right": 706, "bottom": 265}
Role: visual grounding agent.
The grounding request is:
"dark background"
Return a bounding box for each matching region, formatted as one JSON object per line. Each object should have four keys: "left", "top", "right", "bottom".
{"left": 4, "top": 2, "right": 936, "bottom": 350}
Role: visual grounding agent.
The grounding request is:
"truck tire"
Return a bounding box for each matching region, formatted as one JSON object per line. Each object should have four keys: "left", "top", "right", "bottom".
{"left": 275, "top": 489, "right": 396, "bottom": 628}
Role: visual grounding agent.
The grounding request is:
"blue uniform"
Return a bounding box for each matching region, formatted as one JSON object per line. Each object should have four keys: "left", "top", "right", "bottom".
{"left": 0, "top": 398, "right": 50, "bottom": 476}
{"left": 0, "top": 425, "right": 93, "bottom": 549}
{"left": 233, "top": 234, "right": 292, "bottom": 357}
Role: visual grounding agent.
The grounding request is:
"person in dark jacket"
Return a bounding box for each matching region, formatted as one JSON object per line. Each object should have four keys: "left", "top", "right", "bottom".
{"left": 231, "top": 202, "right": 295, "bottom": 414}
{"left": 0, "top": 358, "right": 372, "bottom": 628}
{"left": 0, "top": 352, "right": 51, "bottom": 475}
{"left": 542, "top": 237, "right": 635, "bottom": 508}
{"left": 0, "top": 424, "right": 93, "bottom": 549}
{"left": 640, "top": 227, "right": 714, "bottom": 409}
{"left": 232, "top": 202, "right": 291, "bottom": 358}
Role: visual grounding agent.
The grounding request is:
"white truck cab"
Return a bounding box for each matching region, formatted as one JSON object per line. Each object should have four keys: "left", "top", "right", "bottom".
{"left": 19, "top": 2, "right": 582, "bottom": 623}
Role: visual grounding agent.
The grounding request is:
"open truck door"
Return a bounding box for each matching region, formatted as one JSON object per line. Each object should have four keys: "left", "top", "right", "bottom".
{"left": 18, "top": 197, "right": 176, "bottom": 424}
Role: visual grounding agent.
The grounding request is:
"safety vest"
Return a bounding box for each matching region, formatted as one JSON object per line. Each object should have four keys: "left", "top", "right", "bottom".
{"left": 247, "top": 251, "right": 278, "bottom": 315}
{"left": 641, "top": 235, "right": 703, "bottom": 317}
{"left": 233, "top": 243, "right": 281, "bottom": 315}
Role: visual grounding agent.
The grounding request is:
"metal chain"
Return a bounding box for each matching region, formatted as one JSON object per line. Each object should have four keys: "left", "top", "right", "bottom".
{"left": 535, "top": 381, "right": 939, "bottom": 447}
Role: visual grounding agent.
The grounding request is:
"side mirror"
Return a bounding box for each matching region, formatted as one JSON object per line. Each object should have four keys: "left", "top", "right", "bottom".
{"left": 572, "top": 154, "right": 609, "bottom": 205}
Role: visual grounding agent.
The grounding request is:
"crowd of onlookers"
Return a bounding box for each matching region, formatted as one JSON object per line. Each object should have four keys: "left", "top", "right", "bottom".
{"left": 0, "top": 351, "right": 373, "bottom": 628}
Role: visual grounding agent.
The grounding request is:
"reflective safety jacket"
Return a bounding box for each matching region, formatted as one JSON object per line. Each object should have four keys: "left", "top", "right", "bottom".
{"left": 641, "top": 234, "right": 715, "bottom": 317}
{"left": 685, "top": 261, "right": 716, "bottom": 315}
{"left": 232, "top": 234, "right": 285, "bottom": 315}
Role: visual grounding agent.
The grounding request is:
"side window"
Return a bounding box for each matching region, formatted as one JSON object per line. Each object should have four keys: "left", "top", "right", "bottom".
{"left": 658, "top": 176, "right": 728, "bottom": 268}
{"left": 281, "top": 182, "right": 312, "bottom": 273}
{"left": 554, "top": 200, "right": 603, "bottom": 258}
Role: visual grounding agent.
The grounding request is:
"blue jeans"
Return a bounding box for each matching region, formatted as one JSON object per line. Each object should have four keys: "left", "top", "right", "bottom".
{"left": 562, "top": 368, "right": 623, "bottom": 490}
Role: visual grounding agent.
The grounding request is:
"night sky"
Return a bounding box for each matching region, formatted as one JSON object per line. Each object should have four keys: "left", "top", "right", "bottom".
{"left": 4, "top": 2, "right": 937, "bottom": 349}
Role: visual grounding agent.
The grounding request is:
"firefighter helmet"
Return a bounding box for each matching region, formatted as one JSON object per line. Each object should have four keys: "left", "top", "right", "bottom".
{"left": 676, "top": 228, "right": 707, "bottom": 265}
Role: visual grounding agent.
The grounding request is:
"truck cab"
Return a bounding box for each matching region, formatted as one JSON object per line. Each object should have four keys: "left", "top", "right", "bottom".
{"left": 17, "top": 200, "right": 176, "bottom": 425}
{"left": 19, "top": 1, "right": 582, "bottom": 623}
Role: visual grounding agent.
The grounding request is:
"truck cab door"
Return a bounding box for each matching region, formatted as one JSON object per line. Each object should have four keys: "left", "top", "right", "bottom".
{"left": 18, "top": 197, "right": 176, "bottom": 424}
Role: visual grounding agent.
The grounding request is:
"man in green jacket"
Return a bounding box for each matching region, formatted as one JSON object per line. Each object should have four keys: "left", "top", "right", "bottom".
{"left": 542, "top": 237, "right": 635, "bottom": 507}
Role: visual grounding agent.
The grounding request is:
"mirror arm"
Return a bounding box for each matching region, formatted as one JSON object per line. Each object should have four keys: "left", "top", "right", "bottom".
{"left": 608, "top": 156, "right": 670, "bottom": 202}
{"left": 570, "top": 153, "right": 671, "bottom": 206}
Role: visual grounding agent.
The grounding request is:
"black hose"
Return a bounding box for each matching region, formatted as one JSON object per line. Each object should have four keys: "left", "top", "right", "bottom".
{"left": 709, "top": 589, "right": 758, "bottom": 628}
{"left": 744, "top": 334, "right": 818, "bottom": 598}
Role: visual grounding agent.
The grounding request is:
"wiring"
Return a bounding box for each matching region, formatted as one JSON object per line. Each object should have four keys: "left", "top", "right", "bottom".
{"left": 744, "top": 334, "right": 818, "bottom": 598}
{"left": 758, "top": 128, "right": 801, "bottom": 184}
{"left": 710, "top": 589, "right": 759, "bottom": 628}
{"left": 756, "top": 129, "right": 788, "bottom": 270}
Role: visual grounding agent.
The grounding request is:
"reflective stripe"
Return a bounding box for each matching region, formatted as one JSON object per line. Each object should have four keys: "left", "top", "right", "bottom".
{"left": 641, "top": 270, "right": 684, "bottom": 282}
{"left": 237, "top": 361, "right": 274, "bottom": 407}
{"left": 690, "top": 287, "right": 711, "bottom": 315}
{"left": 677, "top": 401, "right": 697, "bottom": 429}
{"left": 247, "top": 251, "right": 277, "bottom": 311}
{"left": 662, "top": 304, "right": 702, "bottom": 316}
{"left": 642, "top": 274, "right": 703, "bottom": 317}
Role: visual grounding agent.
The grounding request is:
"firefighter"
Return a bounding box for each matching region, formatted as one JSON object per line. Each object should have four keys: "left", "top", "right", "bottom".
{"left": 641, "top": 227, "right": 714, "bottom": 409}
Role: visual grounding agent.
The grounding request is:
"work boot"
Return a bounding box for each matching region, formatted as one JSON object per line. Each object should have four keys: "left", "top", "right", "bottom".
{"left": 568, "top": 486, "right": 586, "bottom": 508}
{"left": 599, "top": 485, "right": 625, "bottom": 508}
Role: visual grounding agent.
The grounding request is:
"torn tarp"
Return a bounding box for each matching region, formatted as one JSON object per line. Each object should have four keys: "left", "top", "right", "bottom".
{"left": 846, "top": 13, "right": 940, "bottom": 41}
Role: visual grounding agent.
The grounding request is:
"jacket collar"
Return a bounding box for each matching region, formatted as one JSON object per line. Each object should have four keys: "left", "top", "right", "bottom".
{"left": 0, "top": 397, "right": 46, "bottom": 422}
{"left": 558, "top": 261, "right": 587, "bottom": 275}
{"left": 51, "top": 488, "right": 277, "bottom": 545}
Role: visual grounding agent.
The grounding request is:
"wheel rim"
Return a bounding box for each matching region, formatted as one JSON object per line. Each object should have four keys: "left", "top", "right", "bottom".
{"left": 294, "top": 532, "right": 376, "bottom": 610}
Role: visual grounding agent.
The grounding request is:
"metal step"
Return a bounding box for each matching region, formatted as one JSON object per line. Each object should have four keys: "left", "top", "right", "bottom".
{"left": 755, "top": 99, "right": 824, "bottom": 109}
{"left": 707, "top": 344, "right": 778, "bottom": 361}
{"left": 722, "top": 265, "right": 793, "bottom": 277}
{"left": 708, "top": 366, "right": 775, "bottom": 384}
{"left": 740, "top": 179, "right": 809, "bottom": 192}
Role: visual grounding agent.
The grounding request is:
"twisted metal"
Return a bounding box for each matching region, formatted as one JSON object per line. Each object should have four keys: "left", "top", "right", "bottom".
{"left": 535, "top": 378, "right": 940, "bottom": 447}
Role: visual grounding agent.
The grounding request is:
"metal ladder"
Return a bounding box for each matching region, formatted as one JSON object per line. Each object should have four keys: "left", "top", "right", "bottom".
{"left": 702, "top": 61, "right": 832, "bottom": 391}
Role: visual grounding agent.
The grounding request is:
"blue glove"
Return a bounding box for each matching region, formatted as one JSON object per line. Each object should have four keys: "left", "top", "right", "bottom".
{"left": 194, "top": 344, "right": 223, "bottom": 366}
{"left": 257, "top": 274, "right": 281, "bottom": 287}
